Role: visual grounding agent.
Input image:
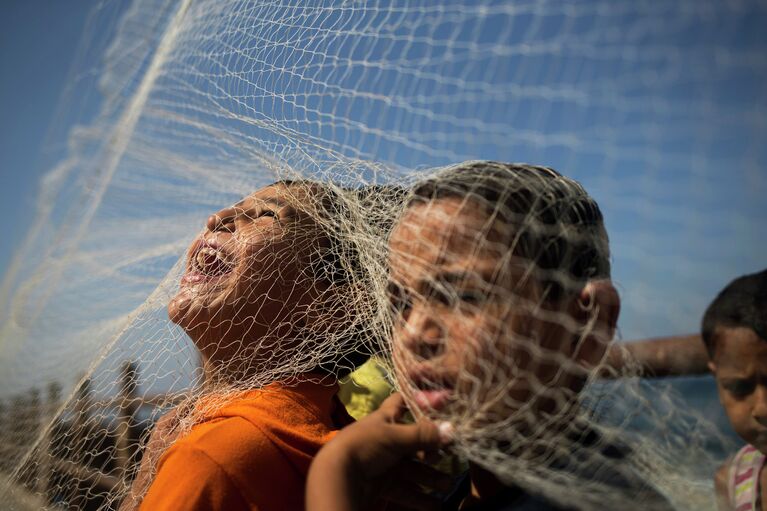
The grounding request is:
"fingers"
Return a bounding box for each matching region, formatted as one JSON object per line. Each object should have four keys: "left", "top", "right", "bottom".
{"left": 376, "top": 393, "right": 454, "bottom": 456}
{"left": 386, "top": 419, "right": 450, "bottom": 456}
{"left": 377, "top": 392, "right": 408, "bottom": 422}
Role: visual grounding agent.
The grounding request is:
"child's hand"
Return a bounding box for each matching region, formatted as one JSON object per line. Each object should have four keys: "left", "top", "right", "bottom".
{"left": 307, "top": 393, "right": 454, "bottom": 511}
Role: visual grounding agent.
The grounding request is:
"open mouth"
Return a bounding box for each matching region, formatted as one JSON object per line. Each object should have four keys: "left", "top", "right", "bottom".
{"left": 181, "top": 240, "right": 235, "bottom": 285}
{"left": 408, "top": 370, "right": 456, "bottom": 412}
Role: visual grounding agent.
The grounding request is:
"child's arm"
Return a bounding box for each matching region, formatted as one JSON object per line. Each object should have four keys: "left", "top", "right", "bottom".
{"left": 306, "top": 393, "right": 453, "bottom": 511}
{"left": 602, "top": 334, "right": 708, "bottom": 378}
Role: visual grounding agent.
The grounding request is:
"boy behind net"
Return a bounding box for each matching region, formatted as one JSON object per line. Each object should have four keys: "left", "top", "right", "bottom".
{"left": 702, "top": 269, "right": 767, "bottom": 510}
{"left": 308, "top": 161, "right": 672, "bottom": 510}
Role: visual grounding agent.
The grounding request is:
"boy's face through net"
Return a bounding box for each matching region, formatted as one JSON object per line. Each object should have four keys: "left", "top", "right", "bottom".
{"left": 389, "top": 195, "right": 597, "bottom": 447}
{"left": 711, "top": 327, "right": 767, "bottom": 453}
{"left": 168, "top": 182, "right": 340, "bottom": 380}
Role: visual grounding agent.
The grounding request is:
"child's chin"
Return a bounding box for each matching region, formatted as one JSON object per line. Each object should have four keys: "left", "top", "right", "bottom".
{"left": 750, "top": 435, "right": 767, "bottom": 454}
{"left": 167, "top": 293, "right": 189, "bottom": 324}
{"left": 168, "top": 291, "right": 208, "bottom": 329}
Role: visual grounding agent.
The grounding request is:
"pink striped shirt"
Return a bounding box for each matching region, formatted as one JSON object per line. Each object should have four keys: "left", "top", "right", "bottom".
{"left": 727, "top": 444, "right": 766, "bottom": 511}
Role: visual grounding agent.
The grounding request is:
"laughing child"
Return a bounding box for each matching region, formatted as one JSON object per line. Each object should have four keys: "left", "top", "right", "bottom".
{"left": 128, "top": 180, "right": 383, "bottom": 511}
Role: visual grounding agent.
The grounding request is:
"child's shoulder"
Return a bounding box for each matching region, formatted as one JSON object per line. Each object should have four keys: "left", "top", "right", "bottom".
{"left": 148, "top": 414, "right": 303, "bottom": 511}
{"left": 169, "top": 414, "right": 280, "bottom": 466}
{"left": 716, "top": 445, "right": 766, "bottom": 511}
{"left": 167, "top": 382, "right": 340, "bottom": 467}
{"left": 727, "top": 444, "right": 765, "bottom": 476}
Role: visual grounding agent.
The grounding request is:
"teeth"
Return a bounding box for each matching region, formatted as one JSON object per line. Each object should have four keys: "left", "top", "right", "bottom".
{"left": 194, "top": 246, "right": 231, "bottom": 271}
{"left": 195, "top": 250, "right": 207, "bottom": 269}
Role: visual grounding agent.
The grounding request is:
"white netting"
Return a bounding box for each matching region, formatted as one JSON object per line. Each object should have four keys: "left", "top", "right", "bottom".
{"left": 0, "top": 0, "right": 765, "bottom": 509}
{"left": 387, "top": 162, "right": 721, "bottom": 509}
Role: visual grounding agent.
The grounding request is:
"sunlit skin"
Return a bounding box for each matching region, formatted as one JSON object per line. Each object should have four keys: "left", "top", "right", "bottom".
{"left": 306, "top": 192, "right": 621, "bottom": 511}
{"left": 121, "top": 183, "right": 345, "bottom": 511}
{"left": 388, "top": 196, "right": 619, "bottom": 504}
{"left": 710, "top": 327, "right": 767, "bottom": 511}
{"left": 389, "top": 197, "right": 608, "bottom": 419}
{"left": 390, "top": 199, "right": 535, "bottom": 415}
{"left": 710, "top": 327, "right": 767, "bottom": 451}
{"left": 168, "top": 183, "right": 333, "bottom": 380}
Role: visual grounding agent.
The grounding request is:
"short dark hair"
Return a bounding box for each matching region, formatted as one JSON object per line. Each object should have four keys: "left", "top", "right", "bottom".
{"left": 701, "top": 269, "right": 767, "bottom": 358}
{"left": 410, "top": 160, "right": 610, "bottom": 301}
{"left": 315, "top": 183, "right": 406, "bottom": 376}
{"left": 278, "top": 180, "right": 406, "bottom": 377}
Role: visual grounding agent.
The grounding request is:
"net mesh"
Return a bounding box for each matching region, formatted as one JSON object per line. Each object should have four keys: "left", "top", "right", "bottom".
{"left": 1, "top": 0, "right": 765, "bottom": 509}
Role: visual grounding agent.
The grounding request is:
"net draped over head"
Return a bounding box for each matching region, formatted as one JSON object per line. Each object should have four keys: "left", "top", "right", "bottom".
{"left": 386, "top": 161, "right": 722, "bottom": 509}
{"left": 3, "top": 178, "right": 402, "bottom": 510}
{"left": 111, "top": 178, "right": 403, "bottom": 508}
{"left": 0, "top": 0, "right": 764, "bottom": 510}
{"left": 166, "top": 179, "right": 386, "bottom": 386}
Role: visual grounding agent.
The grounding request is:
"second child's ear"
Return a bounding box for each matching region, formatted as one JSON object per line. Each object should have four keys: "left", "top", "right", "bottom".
{"left": 569, "top": 280, "right": 621, "bottom": 368}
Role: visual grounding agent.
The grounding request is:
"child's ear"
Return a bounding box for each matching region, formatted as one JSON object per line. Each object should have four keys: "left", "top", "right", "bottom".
{"left": 708, "top": 361, "right": 717, "bottom": 374}
{"left": 570, "top": 279, "right": 621, "bottom": 369}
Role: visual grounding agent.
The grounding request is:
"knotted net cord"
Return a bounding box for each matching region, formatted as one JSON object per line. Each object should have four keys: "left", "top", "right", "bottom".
{"left": 1, "top": 1, "right": 765, "bottom": 509}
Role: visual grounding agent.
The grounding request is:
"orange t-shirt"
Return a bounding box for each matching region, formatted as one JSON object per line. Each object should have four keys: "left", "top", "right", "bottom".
{"left": 140, "top": 378, "right": 353, "bottom": 511}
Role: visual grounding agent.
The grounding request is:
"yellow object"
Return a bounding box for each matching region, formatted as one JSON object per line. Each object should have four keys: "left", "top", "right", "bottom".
{"left": 338, "top": 357, "right": 394, "bottom": 419}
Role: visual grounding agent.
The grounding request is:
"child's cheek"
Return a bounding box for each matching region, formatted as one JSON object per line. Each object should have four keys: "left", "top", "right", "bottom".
{"left": 451, "top": 320, "right": 479, "bottom": 366}
{"left": 723, "top": 398, "right": 751, "bottom": 440}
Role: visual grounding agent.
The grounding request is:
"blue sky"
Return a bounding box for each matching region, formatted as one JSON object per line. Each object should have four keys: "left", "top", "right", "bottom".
{"left": 2, "top": 2, "right": 764, "bottom": 342}
{"left": 0, "top": 1, "right": 93, "bottom": 281}
{"left": 0, "top": 1, "right": 765, "bottom": 426}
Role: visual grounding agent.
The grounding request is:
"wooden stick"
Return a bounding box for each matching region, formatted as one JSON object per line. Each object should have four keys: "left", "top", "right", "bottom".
{"left": 115, "top": 361, "right": 139, "bottom": 482}
{"left": 35, "top": 382, "right": 61, "bottom": 502}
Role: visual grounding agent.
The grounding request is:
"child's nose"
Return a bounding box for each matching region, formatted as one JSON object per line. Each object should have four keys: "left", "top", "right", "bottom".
{"left": 402, "top": 307, "right": 446, "bottom": 361}
{"left": 207, "top": 206, "right": 237, "bottom": 232}
{"left": 753, "top": 386, "right": 767, "bottom": 425}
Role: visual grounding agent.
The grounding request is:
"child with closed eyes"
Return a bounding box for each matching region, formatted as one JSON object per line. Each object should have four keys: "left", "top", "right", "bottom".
{"left": 125, "top": 180, "right": 386, "bottom": 511}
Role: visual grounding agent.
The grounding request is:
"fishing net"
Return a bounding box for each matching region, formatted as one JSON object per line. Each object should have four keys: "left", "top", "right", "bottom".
{"left": 0, "top": 0, "right": 765, "bottom": 509}
{"left": 388, "top": 161, "right": 711, "bottom": 509}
